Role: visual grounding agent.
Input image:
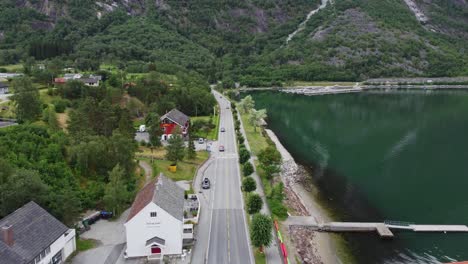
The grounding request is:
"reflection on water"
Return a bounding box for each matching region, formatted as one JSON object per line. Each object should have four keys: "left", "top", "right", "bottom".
{"left": 249, "top": 91, "right": 468, "bottom": 264}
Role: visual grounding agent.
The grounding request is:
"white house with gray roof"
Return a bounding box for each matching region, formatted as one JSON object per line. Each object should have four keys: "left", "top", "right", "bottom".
{"left": 0, "top": 201, "right": 76, "bottom": 264}
{"left": 124, "top": 173, "right": 191, "bottom": 261}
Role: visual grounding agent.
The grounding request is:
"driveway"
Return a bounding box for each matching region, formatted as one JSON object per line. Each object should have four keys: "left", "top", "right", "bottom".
{"left": 72, "top": 210, "right": 128, "bottom": 264}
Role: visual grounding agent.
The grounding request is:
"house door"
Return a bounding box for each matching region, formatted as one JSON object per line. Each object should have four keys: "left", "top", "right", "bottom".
{"left": 151, "top": 246, "right": 161, "bottom": 254}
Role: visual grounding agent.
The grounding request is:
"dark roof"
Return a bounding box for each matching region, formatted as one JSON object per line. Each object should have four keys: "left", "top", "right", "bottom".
{"left": 77, "top": 78, "right": 99, "bottom": 84}
{"left": 0, "top": 201, "right": 69, "bottom": 264}
{"left": 126, "top": 174, "right": 184, "bottom": 223}
{"left": 160, "top": 109, "right": 190, "bottom": 127}
{"left": 153, "top": 174, "right": 185, "bottom": 221}
{"left": 0, "top": 82, "right": 8, "bottom": 89}
{"left": 127, "top": 178, "right": 157, "bottom": 222}
{"left": 145, "top": 236, "right": 166, "bottom": 246}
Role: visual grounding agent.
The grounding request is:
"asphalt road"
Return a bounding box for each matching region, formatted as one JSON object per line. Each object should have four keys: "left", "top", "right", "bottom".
{"left": 204, "top": 90, "right": 253, "bottom": 264}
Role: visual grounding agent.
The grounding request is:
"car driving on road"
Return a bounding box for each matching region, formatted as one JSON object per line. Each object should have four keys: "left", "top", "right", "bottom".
{"left": 220, "top": 127, "right": 225, "bottom": 132}
{"left": 219, "top": 145, "right": 225, "bottom": 152}
{"left": 202, "top": 178, "right": 210, "bottom": 189}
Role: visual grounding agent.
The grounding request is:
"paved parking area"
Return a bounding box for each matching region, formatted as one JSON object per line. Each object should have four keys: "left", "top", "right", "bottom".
{"left": 72, "top": 210, "right": 128, "bottom": 264}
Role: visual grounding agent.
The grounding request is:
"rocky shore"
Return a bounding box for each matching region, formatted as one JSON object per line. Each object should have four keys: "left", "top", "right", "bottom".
{"left": 265, "top": 129, "right": 340, "bottom": 264}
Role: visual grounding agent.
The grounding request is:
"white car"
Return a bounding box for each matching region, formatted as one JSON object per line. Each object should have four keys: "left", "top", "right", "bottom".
{"left": 198, "top": 138, "right": 204, "bottom": 144}
{"left": 220, "top": 127, "right": 225, "bottom": 132}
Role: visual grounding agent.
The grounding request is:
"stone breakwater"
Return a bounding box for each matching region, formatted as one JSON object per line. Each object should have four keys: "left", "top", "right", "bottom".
{"left": 265, "top": 129, "right": 338, "bottom": 264}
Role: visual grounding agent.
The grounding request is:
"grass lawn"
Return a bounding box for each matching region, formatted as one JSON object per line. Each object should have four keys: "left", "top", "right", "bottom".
{"left": 0, "top": 100, "right": 15, "bottom": 119}
{"left": 40, "top": 89, "right": 61, "bottom": 104}
{"left": 149, "top": 150, "right": 209, "bottom": 181}
{"left": 136, "top": 146, "right": 167, "bottom": 159}
{"left": 254, "top": 249, "right": 267, "bottom": 264}
{"left": 239, "top": 112, "right": 268, "bottom": 156}
{"left": 133, "top": 118, "right": 145, "bottom": 129}
{"left": 0, "top": 64, "right": 23, "bottom": 72}
{"left": 76, "top": 238, "right": 96, "bottom": 252}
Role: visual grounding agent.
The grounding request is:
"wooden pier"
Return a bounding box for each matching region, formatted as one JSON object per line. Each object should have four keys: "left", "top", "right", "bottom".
{"left": 285, "top": 217, "right": 468, "bottom": 239}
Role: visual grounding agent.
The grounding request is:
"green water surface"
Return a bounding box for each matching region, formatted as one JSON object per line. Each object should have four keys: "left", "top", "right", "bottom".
{"left": 249, "top": 90, "right": 468, "bottom": 264}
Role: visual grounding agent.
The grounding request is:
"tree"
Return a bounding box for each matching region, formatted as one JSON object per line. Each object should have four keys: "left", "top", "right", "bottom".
{"left": 117, "top": 110, "right": 135, "bottom": 139}
{"left": 250, "top": 213, "right": 273, "bottom": 252}
{"left": 249, "top": 109, "right": 267, "bottom": 132}
{"left": 103, "top": 164, "right": 128, "bottom": 216}
{"left": 242, "top": 177, "right": 256, "bottom": 192}
{"left": 243, "top": 162, "right": 254, "bottom": 176}
{"left": 258, "top": 146, "right": 282, "bottom": 180}
{"left": 12, "top": 77, "right": 42, "bottom": 123}
{"left": 239, "top": 95, "right": 255, "bottom": 114}
{"left": 247, "top": 193, "right": 263, "bottom": 214}
{"left": 47, "top": 105, "right": 60, "bottom": 131}
{"left": 48, "top": 185, "right": 82, "bottom": 226}
{"left": 239, "top": 148, "right": 251, "bottom": 164}
{"left": 146, "top": 112, "right": 162, "bottom": 147}
{"left": 165, "top": 134, "right": 185, "bottom": 165}
{"left": 186, "top": 136, "right": 197, "bottom": 159}
{"left": 0, "top": 169, "right": 48, "bottom": 217}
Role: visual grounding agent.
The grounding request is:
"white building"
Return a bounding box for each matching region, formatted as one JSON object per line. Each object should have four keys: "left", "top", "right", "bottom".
{"left": 125, "top": 173, "right": 192, "bottom": 261}
{"left": 0, "top": 201, "right": 76, "bottom": 264}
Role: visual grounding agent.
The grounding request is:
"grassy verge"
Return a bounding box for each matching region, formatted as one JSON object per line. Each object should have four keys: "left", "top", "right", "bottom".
{"left": 254, "top": 249, "right": 267, "bottom": 264}
{"left": 76, "top": 238, "right": 96, "bottom": 252}
{"left": 145, "top": 150, "right": 209, "bottom": 181}
{"left": 210, "top": 111, "right": 220, "bottom": 140}
{"left": 0, "top": 64, "right": 23, "bottom": 72}
{"left": 0, "top": 100, "right": 15, "bottom": 118}
{"left": 239, "top": 112, "right": 268, "bottom": 156}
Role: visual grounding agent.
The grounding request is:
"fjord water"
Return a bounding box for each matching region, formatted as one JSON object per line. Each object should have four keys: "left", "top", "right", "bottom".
{"left": 249, "top": 91, "right": 468, "bottom": 264}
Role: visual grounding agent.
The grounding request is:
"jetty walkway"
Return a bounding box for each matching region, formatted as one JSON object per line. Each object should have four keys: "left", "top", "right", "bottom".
{"left": 285, "top": 216, "right": 468, "bottom": 239}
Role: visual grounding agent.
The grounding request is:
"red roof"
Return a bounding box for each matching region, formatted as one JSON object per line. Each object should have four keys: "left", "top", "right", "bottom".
{"left": 126, "top": 178, "right": 157, "bottom": 222}
{"left": 54, "top": 78, "right": 66, "bottom": 84}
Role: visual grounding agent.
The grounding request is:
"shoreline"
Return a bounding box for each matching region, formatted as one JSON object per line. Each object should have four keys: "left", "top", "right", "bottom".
{"left": 265, "top": 129, "right": 350, "bottom": 264}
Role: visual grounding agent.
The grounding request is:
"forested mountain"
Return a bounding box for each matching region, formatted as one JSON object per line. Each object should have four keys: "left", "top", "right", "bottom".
{"left": 0, "top": 0, "right": 467, "bottom": 84}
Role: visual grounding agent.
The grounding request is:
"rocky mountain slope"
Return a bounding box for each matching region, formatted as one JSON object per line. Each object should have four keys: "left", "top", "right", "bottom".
{"left": 0, "top": 0, "right": 466, "bottom": 83}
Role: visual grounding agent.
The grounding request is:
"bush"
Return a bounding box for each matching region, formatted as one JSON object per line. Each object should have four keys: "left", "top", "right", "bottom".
{"left": 238, "top": 135, "right": 245, "bottom": 145}
{"left": 268, "top": 199, "right": 288, "bottom": 220}
{"left": 247, "top": 193, "right": 263, "bottom": 214}
{"left": 239, "top": 143, "right": 246, "bottom": 149}
{"left": 242, "top": 176, "right": 256, "bottom": 192}
{"left": 243, "top": 162, "right": 254, "bottom": 176}
{"left": 52, "top": 99, "right": 69, "bottom": 113}
{"left": 239, "top": 148, "right": 250, "bottom": 164}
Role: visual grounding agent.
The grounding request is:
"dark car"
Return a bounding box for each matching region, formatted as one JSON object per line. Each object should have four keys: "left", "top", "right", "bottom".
{"left": 202, "top": 178, "right": 210, "bottom": 189}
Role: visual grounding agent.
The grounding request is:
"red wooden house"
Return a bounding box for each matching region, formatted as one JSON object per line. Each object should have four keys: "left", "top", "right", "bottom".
{"left": 160, "top": 109, "right": 190, "bottom": 140}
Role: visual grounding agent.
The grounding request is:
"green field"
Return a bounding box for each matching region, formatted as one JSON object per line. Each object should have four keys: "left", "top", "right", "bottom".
{"left": 150, "top": 150, "right": 209, "bottom": 181}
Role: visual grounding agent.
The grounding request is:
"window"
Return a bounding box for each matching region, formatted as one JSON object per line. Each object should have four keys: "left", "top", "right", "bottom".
{"left": 150, "top": 212, "right": 157, "bottom": 217}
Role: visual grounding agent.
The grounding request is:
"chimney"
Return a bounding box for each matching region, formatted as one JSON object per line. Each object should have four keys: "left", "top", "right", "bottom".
{"left": 2, "top": 225, "right": 14, "bottom": 246}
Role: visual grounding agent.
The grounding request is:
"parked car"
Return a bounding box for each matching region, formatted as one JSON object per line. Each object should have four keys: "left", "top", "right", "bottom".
{"left": 198, "top": 138, "right": 204, "bottom": 144}
{"left": 202, "top": 178, "right": 210, "bottom": 189}
{"left": 219, "top": 145, "right": 225, "bottom": 152}
{"left": 226, "top": 106, "right": 230, "bottom": 109}
{"left": 221, "top": 127, "right": 225, "bottom": 132}
{"left": 138, "top": 125, "right": 146, "bottom": 132}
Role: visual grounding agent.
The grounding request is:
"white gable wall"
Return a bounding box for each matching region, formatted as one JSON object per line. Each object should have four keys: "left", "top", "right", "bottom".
{"left": 125, "top": 202, "right": 183, "bottom": 258}
{"left": 35, "top": 229, "right": 76, "bottom": 264}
